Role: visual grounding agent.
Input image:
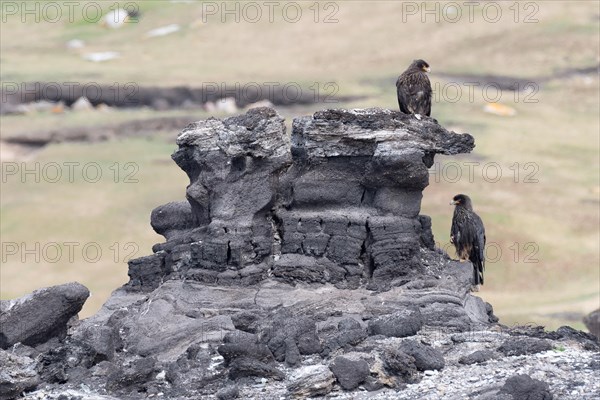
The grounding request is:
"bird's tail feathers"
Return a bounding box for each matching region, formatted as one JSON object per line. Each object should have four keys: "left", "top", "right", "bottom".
{"left": 473, "top": 259, "right": 484, "bottom": 285}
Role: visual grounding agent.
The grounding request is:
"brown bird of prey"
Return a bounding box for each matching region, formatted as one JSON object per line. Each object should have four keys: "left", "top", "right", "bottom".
{"left": 396, "top": 59, "right": 432, "bottom": 119}
{"left": 450, "top": 194, "right": 486, "bottom": 290}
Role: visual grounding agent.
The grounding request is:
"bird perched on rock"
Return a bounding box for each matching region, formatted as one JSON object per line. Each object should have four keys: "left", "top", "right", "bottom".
{"left": 396, "top": 59, "right": 432, "bottom": 119}
{"left": 450, "top": 194, "right": 486, "bottom": 290}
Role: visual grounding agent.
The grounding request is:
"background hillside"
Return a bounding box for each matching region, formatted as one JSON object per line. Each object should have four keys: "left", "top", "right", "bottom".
{"left": 1, "top": 0, "right": 598, "bottom": 330}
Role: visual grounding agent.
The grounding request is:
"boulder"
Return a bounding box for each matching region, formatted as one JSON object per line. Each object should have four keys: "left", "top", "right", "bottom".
{"left": 330, "top": 356, "right": 370, "bottom": 390}
{"left": 398, "top": 340, "right": 445, "bottom": 371}
{"left": 0, "top": 282, "right": 89, "bottom": 349}
{"left": 368, "top": 309, "right": 423, "bottom": 338}
{"left": 287, "top": 364, "right": 334, "bottom": 398}
{"left": 499, "top": 374, "right": 554, "bottom": 400}
{"left": 497, "top": 338, "right": 553, "bottom": 356}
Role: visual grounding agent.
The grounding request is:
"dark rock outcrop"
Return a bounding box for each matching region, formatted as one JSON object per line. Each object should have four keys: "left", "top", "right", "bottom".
{"left": 398, "top": 340, "right": 445, "bottom": 371}
{"left": 329, "top": 356, "right": 370, "bottom": 390}
{"left": 108, "top": 108, "right": 488, "bottom": 369}
{"left": 321, "top": 318, "right": 368, "bottom": 357}
{"left": 0, "top": 282, "right": 89, "bottom": 349}
{"left": 382, "top": 347, "right": 420, "bottom": 384}
{"left": 459, "top": 349, "right": 496, "bottom": 365}
{"left": 106, "top": 357, "right": 157, "bottom": 391}
{"left": 5, "top": 108, "right": 597, "bottom": 399}
{"left": 368, "top": 309, "right": 424, "bottom": 338}
{"left": 287, "top": 365, "right": 334, "bottom": 398}
{"left": 497, "top": 337, "right": 553, "bottom": 356}
{"left": 499, "top": 374, "right": 554, "bottom": 400}
{"left": 128, "top": 107, "right": 476, "bottom": 294}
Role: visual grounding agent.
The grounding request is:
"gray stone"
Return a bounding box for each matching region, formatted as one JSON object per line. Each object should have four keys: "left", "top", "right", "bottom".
{"left": 126, "top": 253, "right": 169, "bottom": 291}
{"left": 497, "top": 338, "right": 553, "bottom": 356}
{"left": 72, "top": 325, "right": 118, "bottom": 362}
{"left": 382, "top": 348, "right": 419, "bottom": 384}
{"left": 223, "top": 330, "right": 257, "bottom": 345}
{"left": 287, "top": 364, "right": 334, "bottom": 397}
{"left": 0, "top": 282, "right": 89, "bottom": 349}
{"left": 216, "top": 385, "right": 239, "bottom": 400}
{"left": 228, "top": 358, "right": 283, "bottom": 380}
{"left": 106, "top": 357, "right": 157, "bottom": 390}
{"left": 330, "top": 356, "right": 370, "bottom": 390}
{"left": 263, "top": 314, "right": 321, "bottom": 364}
{"left": 0, "top": 349, "right": 39, "bottom": 400}
{"left": 368, "top": 309, "right": 423, "bottom": 338}
{"left": 230, "top": 311, "right": 263, "bottom": 334}
{"left": 151, "top": 201, "right": 198, "bottom": 240}
{"left": 398, "top": 340, "right": 445, "bottom": 371}
{"left": 217, "top": 343, "right": 274, "bottom": 366}
{"left": 499, "top": 374, "right": 554, "bottom": 400}
{"left": 320, "top": 317, "right": 368, "bottom": 356}
{"left": 459, "top": 350, "right": 496, "bottom": 365}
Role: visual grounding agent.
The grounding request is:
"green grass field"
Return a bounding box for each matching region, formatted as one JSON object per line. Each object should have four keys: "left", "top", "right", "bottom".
{"left": 1, "top": 1, "right": 598, "bottom": 329}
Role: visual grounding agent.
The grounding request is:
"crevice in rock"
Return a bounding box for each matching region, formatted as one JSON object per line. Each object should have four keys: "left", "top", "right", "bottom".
{"left": 361, "top": 220, "right": 374, "bottom": 278}
{"left": 226, "top": 241, "right": 232, "bottom": 265}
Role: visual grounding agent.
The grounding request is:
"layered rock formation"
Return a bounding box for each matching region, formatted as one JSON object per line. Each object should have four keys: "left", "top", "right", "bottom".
{"left": 132, "top": 107, "right": 482, "bottom": 304}
{"left": 120, "top": 108, "right": 493, "bottom": 357}
{"left": 1, "top": 108, "right": 598, "bottom": 400}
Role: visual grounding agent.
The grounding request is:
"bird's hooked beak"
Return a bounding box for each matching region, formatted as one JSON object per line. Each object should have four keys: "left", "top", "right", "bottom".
{"left": 450, "top": 200, "right": 457, "bottom": 205}
{"left": 424, "top": 66, "right": 431, "bottom": 73}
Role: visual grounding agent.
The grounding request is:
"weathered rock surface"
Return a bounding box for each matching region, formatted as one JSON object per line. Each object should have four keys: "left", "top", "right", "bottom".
{"left": 499, "top": 374, "right": 554, "bottom": 400}
{"left": 330, "top": 356, "right": 370, "bottom": 390}
{"left": 0, "top": 350, "right": 40, "bottom": 400}
{"left": 497, "top": 337, "right": 553, "bottom": 356}
{"left": 0, "top": 282, "right": 89, "bottom": 349}
{"left": 287, "top": 364, "right": 334, "bottom": 397}
{"left": 3, "top": 108, "right": 598, "bottom": 399}
{"left": 368, "top": 309, "right": 424, "bottom": 338}
{"left": 458, "top": 349, "right": 496, "bottom": 365}
{"left": 398, "top": 339, "right": 445, "bottom": 371}
{"left": 215, "top": 385, "right": 239, "bottom": 400}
